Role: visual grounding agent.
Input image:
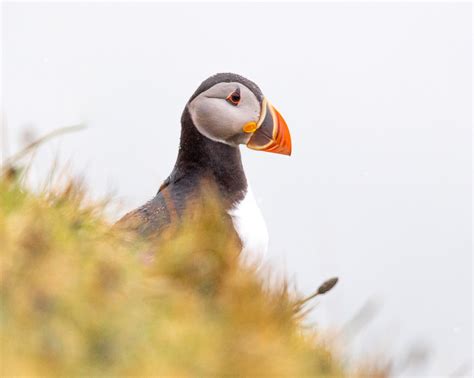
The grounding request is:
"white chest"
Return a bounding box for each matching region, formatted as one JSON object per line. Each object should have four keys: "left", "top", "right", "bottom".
{"left": 227, "top": 188, "right": 269, "bottom": 264}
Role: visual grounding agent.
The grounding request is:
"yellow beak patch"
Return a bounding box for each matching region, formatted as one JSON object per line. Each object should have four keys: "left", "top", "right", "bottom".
{"left": 243, "top": 121, "right": 258, "bottom": 133}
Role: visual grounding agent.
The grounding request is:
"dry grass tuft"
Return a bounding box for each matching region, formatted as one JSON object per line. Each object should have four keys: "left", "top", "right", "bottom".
{"left": 0, "top": 161, "right": 388, "bottom": 377}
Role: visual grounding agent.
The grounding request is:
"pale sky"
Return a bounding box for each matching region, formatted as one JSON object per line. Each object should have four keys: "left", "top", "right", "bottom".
{"left": 2, "top": 2, "right": 472, "bottom": 376}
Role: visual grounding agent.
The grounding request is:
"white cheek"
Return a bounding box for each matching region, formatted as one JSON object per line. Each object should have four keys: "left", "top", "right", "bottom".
{"left": 188, "top": 101, "right": 234, "bottom": 145}
{"left": 187, "top": 83, "right": 261, "bottom": 145}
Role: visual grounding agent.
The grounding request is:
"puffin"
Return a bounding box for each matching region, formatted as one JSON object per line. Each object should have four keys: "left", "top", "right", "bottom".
{"left": 117, "top": 73, "right": 291, "bottom": 260}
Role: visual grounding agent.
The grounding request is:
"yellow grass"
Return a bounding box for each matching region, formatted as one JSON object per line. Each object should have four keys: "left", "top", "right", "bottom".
{"left": 0, "top": 170, "right": 384, "bottom": 377}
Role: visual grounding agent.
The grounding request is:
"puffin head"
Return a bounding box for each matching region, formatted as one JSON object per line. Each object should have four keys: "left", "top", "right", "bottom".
{"left": 186, "top": 73, "right": 292, "bottom": 155}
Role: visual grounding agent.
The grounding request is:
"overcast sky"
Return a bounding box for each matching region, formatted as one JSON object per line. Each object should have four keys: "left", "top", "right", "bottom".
{"left": 2, "top": 2, "right": 472, "bottom": 376}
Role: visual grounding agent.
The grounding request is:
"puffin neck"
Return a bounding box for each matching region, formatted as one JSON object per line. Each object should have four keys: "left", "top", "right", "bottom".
{"left": 171, "top": 108, "right": 248, "bottom": 203}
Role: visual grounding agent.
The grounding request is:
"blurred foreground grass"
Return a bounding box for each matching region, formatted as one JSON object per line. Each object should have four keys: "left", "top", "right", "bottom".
{"left": 0, "top": 170, "right": 384, "bottom": 377}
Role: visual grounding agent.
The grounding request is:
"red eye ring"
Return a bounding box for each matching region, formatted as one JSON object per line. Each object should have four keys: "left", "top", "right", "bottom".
{"left": 226, "top": 88, "right": 241, "bottom": 106}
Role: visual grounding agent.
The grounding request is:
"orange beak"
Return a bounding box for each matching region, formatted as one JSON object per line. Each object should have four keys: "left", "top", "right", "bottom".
{"left": 246, "top": 98, "right": 292, "bottom": 156}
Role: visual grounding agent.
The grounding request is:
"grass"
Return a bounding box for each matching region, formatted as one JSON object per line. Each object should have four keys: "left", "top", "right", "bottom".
{"left": 0, "top": 166, "right": 386, "bottom": 377}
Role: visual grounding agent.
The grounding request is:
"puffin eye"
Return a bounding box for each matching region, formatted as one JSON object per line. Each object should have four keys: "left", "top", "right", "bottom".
{"left": 226, "top": 88, "right": 241, "bottom": 106}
